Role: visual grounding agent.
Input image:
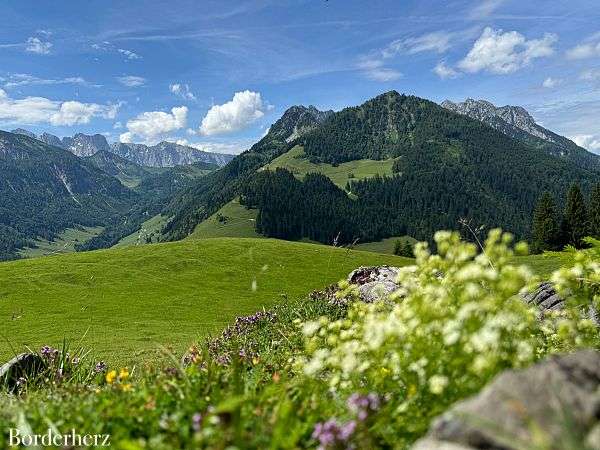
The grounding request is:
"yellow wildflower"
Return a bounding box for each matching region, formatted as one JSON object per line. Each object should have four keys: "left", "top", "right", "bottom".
{"left": 119, "top": 368, "right": 130, "bottom": 380}
{"left": 106, "top": 370, "right": 117, "bottom": 384}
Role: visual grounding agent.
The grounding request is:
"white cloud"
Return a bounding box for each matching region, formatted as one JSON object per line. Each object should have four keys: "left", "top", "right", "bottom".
{"left": 358, "top": 59, "right": 402, "bottom": 82}
{"left": 0, "top": 88, "right": 119, "bottom": 126}
{"left": 433, "top": 61, "right": 459, "bottom": 79}
{"left": 470, "top": 0, "right": 505, "bottom": 19}
{"left": 571, "top": 135, "right": 600, "bottom": 154}
{"left": 118, "top": 48, "right": 141, "bottom": 60}
{"left": 566, "top": 34, "right": 600, "bottom": 60}
{"left": 2, "top": 73, "right": 96, "bottom": 89}
{"left": 581, "top": 69, "right": 600, "bottom": 82}
{"left": 25, "top": 37, "right": 52, "bottom": 55}
{"left": 169, "top": 83, "right": 196, "bottom": 101}
{"left": 199, "top": 91, "right": 267, "bottom": 136}
{"left": 121, "top": 106, "right": 188, "bottom": 143}
{"left": 117, "top": 76, "right": 146, "bottom": 87}
{"left": 542, "top": 77, "right": 562, "bottom": 88}
{"left": 382, "top": 31, "right": 454, "bottom": 58}
{"left": 91, "top": 42, "right": 141, "bottom": 60}
{"left": 458, "top": 27, "right": 557, "bottom": 75}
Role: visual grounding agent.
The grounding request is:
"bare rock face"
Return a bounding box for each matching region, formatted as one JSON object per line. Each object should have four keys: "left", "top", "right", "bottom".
{"left": 0, "top": 353, "right": 44, "bottom": 392}
{"left": 412, "top": 350, "right": 600, "bottom": 450}
{"left": 347, "top": 266, "right": 401, "bottom": 302}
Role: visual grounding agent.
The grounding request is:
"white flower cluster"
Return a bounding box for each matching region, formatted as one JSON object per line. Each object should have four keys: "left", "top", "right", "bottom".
{"left": 300, "top": 230, "right": 600, "bottom": 429}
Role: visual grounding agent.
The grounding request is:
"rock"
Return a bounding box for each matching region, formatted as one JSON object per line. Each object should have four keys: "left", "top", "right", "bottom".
{"left": 347, "top": 266, "right": 401, "bottom": 303}
{"left": 412, "top": 350, "right": 600, "bottom": 450}
{"left": 0, "top": 353, "right": 44, "bottom": 391}
{"left": 522, "top": 282, "right": 600, "bottom": 326}
{"left": 521, "top": 282, "right": 566, "bottom": 312}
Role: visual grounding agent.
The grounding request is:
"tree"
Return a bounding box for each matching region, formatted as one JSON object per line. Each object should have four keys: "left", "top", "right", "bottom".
{"left": 589, "top": 183, "right": 600, "bottom": 239}
{"left": 531, "top": 192, "right": 560, "bottom": 253}
{"left": 562, "top": 184, "right": 589, "bottom": 248}
{"left": 394, "top": 239, "right": 414, "bottom": 258}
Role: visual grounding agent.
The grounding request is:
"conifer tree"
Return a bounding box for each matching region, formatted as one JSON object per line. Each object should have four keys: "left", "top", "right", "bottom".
{"left": 562, "top": 184, "right": 589, "bottom": 248}
{"left": 589, "top": 183, "right": 600, "bottom": 239}
{"left": 531, "top": 191, "right": 560, "bottom": 253}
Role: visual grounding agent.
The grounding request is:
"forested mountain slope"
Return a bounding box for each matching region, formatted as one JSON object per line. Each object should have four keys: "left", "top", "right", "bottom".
{"left": 0, "top": 131, "right": 136, "bottom": 260}
{"left": 165, "top": 91, "right": 598, "bottom": 245}
{"left": 441, "top": 98, "right": 600, "bottom": 171}
{"left": 163, "top": 105, "right": 333, "bottom": 240}
{"left": 240, "top": 92, "right": 598, "bottom": 244}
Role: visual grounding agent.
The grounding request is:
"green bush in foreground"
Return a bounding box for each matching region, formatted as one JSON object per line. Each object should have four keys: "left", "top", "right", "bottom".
{"left": 1, "top": 231, "right": 598, "bottom": 449}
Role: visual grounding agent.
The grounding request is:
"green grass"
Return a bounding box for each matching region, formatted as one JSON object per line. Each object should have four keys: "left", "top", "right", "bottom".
{"left": 265, "top": 145, "right": 396, "bottom": 189}
{"left": 354, "top": 236, "right": 416, "bottom": 254}
{"left": 513, "top": 252, "right": 572, "bottom": 278}
{"left": 189, "top": 198, "right": 262, "bottom": 240}
{"left": 114, "top": 214, "right": 168, "bottom": 247}
{"left": 18, "top": 226, "right": 104, "bottom": 258}
{"left": 0, "top": 238, "right": 409, "bottom": 364}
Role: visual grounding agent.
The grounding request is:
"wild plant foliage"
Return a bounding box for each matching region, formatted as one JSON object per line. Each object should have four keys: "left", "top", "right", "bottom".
{"left": 301, "top": 230, "right": 600, "bottom": 445}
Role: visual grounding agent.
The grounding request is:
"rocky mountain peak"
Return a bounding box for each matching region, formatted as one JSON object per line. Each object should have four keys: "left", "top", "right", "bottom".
{"left": 10, "top": 128, "right": 37, "bottom": 139}
{"left": 442, "top": 98, "right": 555, "bottom": 143}
{"left": 38, "top": 132, "right": 64, "bottom": 148}
{"left": 63, "top": 133, "right": 111, "bottom": 157}
{"left": 270, "top": 105, "right": 333, "bottom": 142}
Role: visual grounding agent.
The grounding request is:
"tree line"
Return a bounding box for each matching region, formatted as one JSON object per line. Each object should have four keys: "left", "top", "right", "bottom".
{"left": 531, "top": 183, "right": 600, "bottom": 253}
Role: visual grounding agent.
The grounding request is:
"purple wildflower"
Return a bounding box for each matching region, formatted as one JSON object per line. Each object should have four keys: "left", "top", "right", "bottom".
{"left": 312, "top": 418, "right": 356, "bottom": 449}
{"left": 347, "top": 393, "right": 380, "bottom": 421}
{"left": 40, "top": 345, "right": 58, "bottom": 360}
{"left": 94, "top": 361, "right": 108, "bottom": 373}
{"left": 191, "top": 413, "right": 202, "bottom": 431}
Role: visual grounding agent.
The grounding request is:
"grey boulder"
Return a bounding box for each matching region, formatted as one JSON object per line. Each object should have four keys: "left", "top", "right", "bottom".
{"left": 0, "top": 353, "right": 44, "bottom": 391}
{"left": 347, "top": 266, "right": 401, "bottom": 302}
{"left": 413, "top": 350, "right": 600, "bottom": 450}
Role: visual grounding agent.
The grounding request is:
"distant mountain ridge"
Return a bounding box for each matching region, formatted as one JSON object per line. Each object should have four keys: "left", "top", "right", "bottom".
{"left": 10, "top": 129, "right": 235, "bottom": 168}
{"left": 0, "top": 129, "right": 220, "bottom": 259}
{"left": 0, "top": 130, "right": 135, "bottom": 260}
{"left": 441, "top": 98, "right": 600, "bottom": 170}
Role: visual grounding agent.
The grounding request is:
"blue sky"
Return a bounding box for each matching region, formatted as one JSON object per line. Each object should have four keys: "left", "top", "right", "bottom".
{"left": 1, "top": 0, "right": 599, "bottom": 154}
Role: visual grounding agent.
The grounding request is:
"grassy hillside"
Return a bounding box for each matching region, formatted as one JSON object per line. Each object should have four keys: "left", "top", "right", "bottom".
{"left": 354, "top": 236, "right": 415, "bottom": 254}
{"left": 265, "top": 145, "right": 395, "bottom": 188}
{"left": 0, "top": 238, "right": 408, "bottom": 364}
{"left": 189, "top": 198, "right": 261, "bottom": 240}
{"left": 114, "top": 214, "right": 168, "bottom": 247}
{"left": 18, "top": 226, "right": 104, "bottom": 258}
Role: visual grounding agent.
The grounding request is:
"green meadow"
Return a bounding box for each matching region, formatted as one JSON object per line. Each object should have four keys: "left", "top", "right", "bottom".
{"left": 264, "top": 145, "right": 396, "bottom": 189}
{"left": 0, "top": 238, "right": 408, "bottom": 364}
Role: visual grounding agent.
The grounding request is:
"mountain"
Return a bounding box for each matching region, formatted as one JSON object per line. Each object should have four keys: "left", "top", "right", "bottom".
{"left": 85, "top": 150, "right": 150, "bottom": 187}
{"left": 110, "top": 141, "right": 234, "bottom": 167}
{"left": 0, "top": 130, "right": 136, "bottom": 260}
{"left": 441, "top": 98, "right": 600, "bottom": 170}
{"left": 163, "top": 105, "right": 333, "bottom": 240}
{"left": 240, "top": 91, "right": 599, "bottom": 244}
{"left": 166, "top": 91, "right": 598, "bottom": 246}
{"left": 10, "top": 129, "right": 235, "bottom": 168}
{"left": 11, "top": 128, "right": 37, "bottom": 139}
{"left": 39, "top": 132, "right": 63, "bottom": 147}
{"left": 63, "top": 133, "right": 112, "bottom": 157}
